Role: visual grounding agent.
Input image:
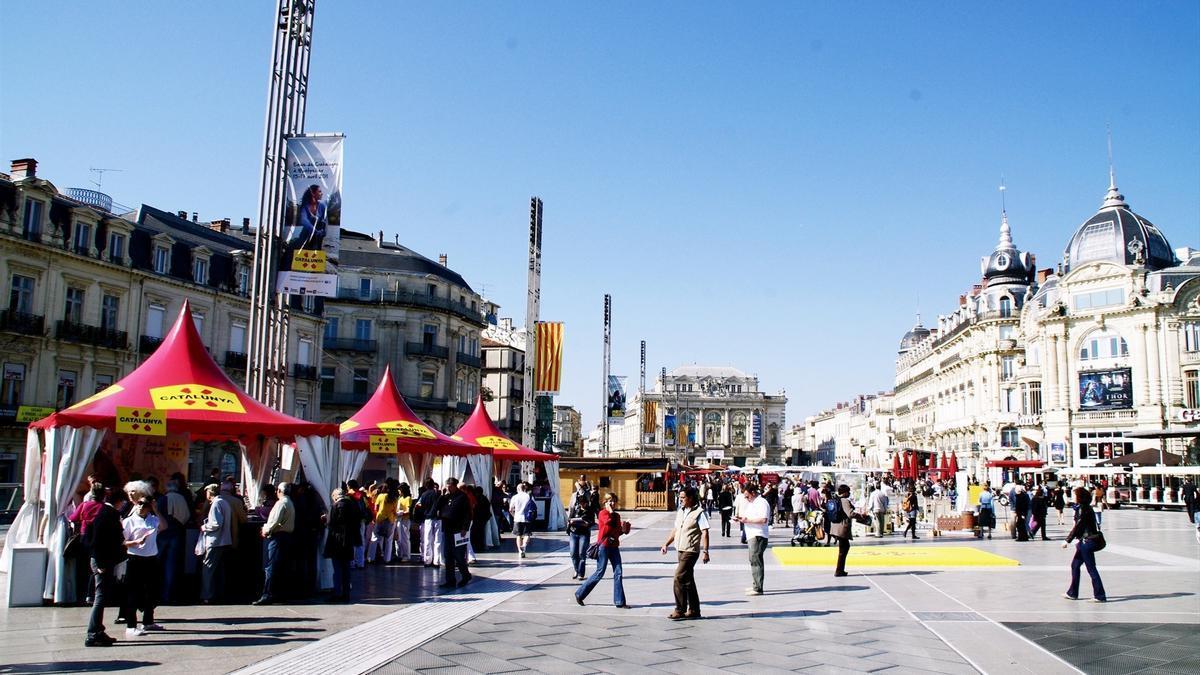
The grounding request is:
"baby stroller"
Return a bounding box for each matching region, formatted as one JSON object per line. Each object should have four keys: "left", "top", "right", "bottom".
{"left": 791, "top": 511, "right": 822, "bottom": 547}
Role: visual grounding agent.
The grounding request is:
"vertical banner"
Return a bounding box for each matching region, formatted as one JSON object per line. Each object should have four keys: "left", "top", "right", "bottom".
{"left": 606, "top": 375, "right": 626, "bottom": 422}
{"left": 277, "top": 134, "right": 343, "bottom": 296}
{"left": 752, "top": 411, "right": 763, "bottom": 446}
{"left": 642, "top": 400, "right": 657, "bottom": 434}
{"left": 535, "top": 321, "right": 563, "bottom": 394}
{"left": 664, "top": 409, "right": 676, "bottom": 447}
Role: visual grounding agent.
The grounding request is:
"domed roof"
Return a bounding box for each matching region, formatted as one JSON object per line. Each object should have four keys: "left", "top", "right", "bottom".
{"left": 1063, "top": 179, "right": 1175, "bottom": 274}
{"left": 899, "top": 321, "right": 930, "bottom": 354}
{"left": 981, "top": 212, "right": 1034, "bottom": 285}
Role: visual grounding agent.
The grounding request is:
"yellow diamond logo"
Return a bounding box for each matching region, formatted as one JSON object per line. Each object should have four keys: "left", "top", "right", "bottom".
{"left": 149, "top": 384, "right": 245, "bottom": 413}
{"left": 476, "top": 435, "right": 518, "bottom": 450}
{"left": 378, "top": 420, "right": 435, "bottom": 439}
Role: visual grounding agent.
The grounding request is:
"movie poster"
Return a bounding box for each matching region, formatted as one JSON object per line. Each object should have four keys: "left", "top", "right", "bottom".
{"left": 664, "top": 410, "right": 676, "bottom": 447}
{"left": 277, "top": 134, "right": 343, "bottom": 297}
{"left": 1078, "top": 368, "right": 1132, "bottom": 411}
{"left": 607, "top": 375, "right": 626, "bottom": 423}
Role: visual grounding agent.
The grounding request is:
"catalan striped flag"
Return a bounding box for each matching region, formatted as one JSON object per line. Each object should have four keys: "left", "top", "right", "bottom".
{"left": 535, "top": 321, "right": 564, "bottom": 394}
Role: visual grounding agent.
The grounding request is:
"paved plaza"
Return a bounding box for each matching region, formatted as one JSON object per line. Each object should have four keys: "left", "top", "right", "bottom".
{"left": 1, "top": 507, "right": 1197, "bottom": 674}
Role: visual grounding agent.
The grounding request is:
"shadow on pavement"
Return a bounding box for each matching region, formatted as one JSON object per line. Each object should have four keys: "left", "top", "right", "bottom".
{"left": 705, "top": 609, "right": 840, "bottom": 620}
{"left": 1106, "top": 592, "right": 1195, "bottom": 603}
{"left": 855, "top": 570, "right": 938, "bottom": 577}
{"left": 130, "top": 636, "right": 318, "bottom": 648}
{"left": 0, "top": 660, "right": 160, "bottom": 674}
{"left": 795, "top": 585, "right": 871, "bottom": 593}
{"left": 159, "top": 616, "right": 322, "bottom": 625}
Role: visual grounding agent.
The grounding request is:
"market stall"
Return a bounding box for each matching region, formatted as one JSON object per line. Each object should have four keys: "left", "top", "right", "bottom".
{"left": 339, "top": 366, "right": 497, "bottom": 545}
{"left": 1, "top": 302, "right": 343, "bottom": 601}
{"left": 452, "top": 398, "right": 565, "bottom": 530}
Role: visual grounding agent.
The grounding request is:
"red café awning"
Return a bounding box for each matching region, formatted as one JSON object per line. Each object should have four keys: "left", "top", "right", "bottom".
{"left": 340, "top": 366, "right": 482, "bottom": 456}
{"left": 452, "top": 398, "right": 557, "bottom": 461}
{"left": 31, "top": 301, "right": 337, "bottom": 441}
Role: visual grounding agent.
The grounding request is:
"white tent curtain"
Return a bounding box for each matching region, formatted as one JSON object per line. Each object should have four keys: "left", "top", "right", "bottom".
{"left": 42, "top": 425, "right": 106, "bottom": 602}
{"left": 397, "top": 452, "right": 434, "bottom": 488}
{"left": 543, "top": 459, "right": 567, "bottom": 531}
{"left": 433, "top": 455, "right": 467, "bottom": 486}
{"left": 519, "top": 460, "right": 536, "bottom": 483}
{"left": 340, "top": 449, "right": 368, "bottom": 485}
{"left": 495, "top": 460, "right": 514, "bottom": 488}
{"left": 240, "top": 437, "right": 279, "bottom": 511}
{"left": 295, "top": 434, "right": 340, "bottom": 590}
{"left": 464, "top": 453, "right": 499, "bottom": 547}
{"left": 0, "top": 429, "right": 46, "bottom": 573}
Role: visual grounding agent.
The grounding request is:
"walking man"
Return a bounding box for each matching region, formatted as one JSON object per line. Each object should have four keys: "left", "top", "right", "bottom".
{"left": 254, "top": 482, "right": 295, "bottom": 605}
{"left": 84, "top": 486, "right": 124, "bottom": 647}
{"left": 417, "top": 479, "right": 443, "bottom": 567}
{"left": 438, "top": 478, "right": 472, "bottom": 588}
{"left": 1183, "top": 477, "right": 1198, "bottom": 526}
{"left": 868, "top": 485, "right": 889, "bottom": 537}
{"left": 734, "top": 483, "right": 770, "bottom": 595}
{"left": 660, "top": 487, "right": 710, "bottom": 620}
{"left": 508, "top": 482, "right": 535, "bottom": 558}
{"left": 199, "top": 484, "right": 233, "bottom": 603}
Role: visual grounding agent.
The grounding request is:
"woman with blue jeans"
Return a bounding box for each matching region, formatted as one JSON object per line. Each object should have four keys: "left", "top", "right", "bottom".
{"left": 575, "top": 493, "right": 629, "bottom": 608}
{"left": 1062, "top": 487, "right": 1106, "bottom": 603}
{"left": 567, "top": 489, "right": 596, "bottom": 580}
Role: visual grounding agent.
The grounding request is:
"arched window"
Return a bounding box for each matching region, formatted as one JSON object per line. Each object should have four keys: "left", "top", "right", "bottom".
{"left": 1078, "top": 329, "right": 1129, "bottom": 361}
{"left": 999, "top": 296, "right": 1012, "bottom": 318}
{"left": 731, "top": 411, "right": 748, "bottom": 445}
{"left": 704, "top": 412, "right": 723, "bottom": 445}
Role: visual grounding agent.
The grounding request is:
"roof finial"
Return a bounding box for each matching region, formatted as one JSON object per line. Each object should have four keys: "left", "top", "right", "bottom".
{"left": 997, "top": 177, "right": 1013, "bottom": 248}
{"left": 1102, "top": 123, "right": 1127, "bottom": 208}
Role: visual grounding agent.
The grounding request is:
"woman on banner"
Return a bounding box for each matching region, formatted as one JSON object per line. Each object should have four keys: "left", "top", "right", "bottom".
{"left": 286, "top": 184, "right": 327, "bottom": 250}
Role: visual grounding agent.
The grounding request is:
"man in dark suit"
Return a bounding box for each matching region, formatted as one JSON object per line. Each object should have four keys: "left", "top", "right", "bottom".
{"left": 85, "top": 488, "right": 125, "bottom": 647}
{"left": 438, "top": 478, "right": 472, "bottom": 588}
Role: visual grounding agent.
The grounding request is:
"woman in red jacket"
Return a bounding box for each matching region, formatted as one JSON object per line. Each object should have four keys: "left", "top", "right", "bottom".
{"left": 574, "top": 493, "right": 629, "bottom": 608}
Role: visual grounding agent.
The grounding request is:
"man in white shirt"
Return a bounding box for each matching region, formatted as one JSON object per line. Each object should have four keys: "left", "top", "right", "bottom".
{"left": 660, "top": 487, "right": 710, "bottom": 619}
{"left": 508, "top": 482, "right": 534, "bottom": 558}
{"left": 868, "top": 486, "right": 889, "bottom": 537}
{"left": 734, "top": 483, "right": 770, "bottom": 595}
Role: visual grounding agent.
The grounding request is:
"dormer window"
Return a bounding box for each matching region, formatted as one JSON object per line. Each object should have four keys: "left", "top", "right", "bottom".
{"left": 193, "top": 257, "right": 209, "bottom": 285}
{"left": 73, "top": 222, "right": 91, "bottom": 255}
{"left": 153, "top": 246, "right": 170, "bottom": 274}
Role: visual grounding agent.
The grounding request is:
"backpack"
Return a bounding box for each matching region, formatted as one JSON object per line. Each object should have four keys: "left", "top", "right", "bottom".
{"left": 825, "top": 497, "right": 845, "bottom": 524}
{"left": 522, "top": 496, "right": 538, "bottom": 522}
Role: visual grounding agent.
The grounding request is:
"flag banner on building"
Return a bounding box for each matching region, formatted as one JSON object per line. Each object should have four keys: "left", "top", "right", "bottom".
{"left": 642, "top": 400, "right": 657, "bottom": 434}
{"left": 664, "top": 412, "right": 676, "bottom": 447}
{"left": 752, "top": 411, "right": 762, "bottom": 445}
{"left": 1078, "top": 368, "right": 1132, "bottom": 411}
{"left": 535, "top": 321, "right": 564, "bottom": 394}
{"left": 277, "top": 134, "right": 343, "bottom": 297}
{"left": 607, "top": 375, "right": 626, "bottom": 422}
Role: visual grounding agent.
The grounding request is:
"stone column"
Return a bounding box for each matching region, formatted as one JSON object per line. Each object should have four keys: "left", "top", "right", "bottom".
{"left": 1056, "top": 333, "right": 1069, "bottom": 410}
{"left": 1136, "top": 324, "right": 1150, "bottom": 407}
{"left": 1147, "top": 320, "right": 1162, "bottom": 406}
{"left": 1166, "top": 322, "right": 1183, "bottom": 406}
{"left": 1044, "top": 335, "right": 1059, "bottom": 411}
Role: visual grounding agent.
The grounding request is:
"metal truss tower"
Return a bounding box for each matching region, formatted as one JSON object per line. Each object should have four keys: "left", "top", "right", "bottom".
{"left": 247, "top": 0, "right": 315, "bottom": 408}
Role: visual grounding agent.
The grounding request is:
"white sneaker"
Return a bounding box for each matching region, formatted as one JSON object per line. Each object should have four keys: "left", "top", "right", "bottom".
{"left": 125, "top": 626, "right": 146, "bottom": 638}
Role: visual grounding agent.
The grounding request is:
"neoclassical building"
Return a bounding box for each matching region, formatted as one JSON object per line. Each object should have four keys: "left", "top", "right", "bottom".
{"left": 604, "top": 366, "right": 788, "bottom": 465}
{"left": 892, "top": 173, "right": 1199, "bottom": 477}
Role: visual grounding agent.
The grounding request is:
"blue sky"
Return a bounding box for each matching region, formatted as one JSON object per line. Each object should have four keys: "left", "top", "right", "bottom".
{"left": 3, "top": 2, "right": 1199, "bottom": 432}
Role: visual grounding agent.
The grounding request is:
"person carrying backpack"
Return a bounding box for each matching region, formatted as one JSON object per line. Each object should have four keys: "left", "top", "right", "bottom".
{"left": 902, "top": 487, "right": 919, "bottom": 539}
{"left": 508, "top": 482, "right": 536, "bottom": 558}
{"left": 829, "top": 484, "right": 857, "bottom": 577}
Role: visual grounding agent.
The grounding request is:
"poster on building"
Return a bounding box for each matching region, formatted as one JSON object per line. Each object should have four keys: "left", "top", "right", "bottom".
{"left": 1078, "top": 368, "right": 1132, "bottom": 411}
{"left": 607, "top": 375, "right": 626, "bottom": 422}
{"left": 277, "top": 134, "right": 343, "bottom": 297}
{"left": 1050, "top": 442, "right": 1067, "bottom": 464}
{"left": 535, "top": 322, "right": 564, "bottom": 394}
{"left": 752, "top": 411, "right": 762, "bottom": 446}
{"left": 664, "top": 411, "right": 676, "bottom": 447}
{"left": 642, "top": 400, "right": 657, "bottom": 434}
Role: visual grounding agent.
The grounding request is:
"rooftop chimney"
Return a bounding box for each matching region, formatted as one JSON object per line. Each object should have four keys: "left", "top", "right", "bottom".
{"left": 242, "top": 217, "right": 251, "bottom": 234}
{"left": 192, "top": 212, "right": 199, "bottom": 223}
{"left": 10, "top": 158, "right": 37, "bottom": 180}
{"left": 1037, "top": 268, "right": 1054, "bottom": 283}
{"left": 210, "top": 218, "right": 230, "bottom": 233}
{"left": 377, "top": 230, "right": 384, "bottom": 247}
{"left": 438, "top": 254, "right": 448, "bottom": 266}
{"left": 177, "top": 211, "right": 188, "bottom": 220}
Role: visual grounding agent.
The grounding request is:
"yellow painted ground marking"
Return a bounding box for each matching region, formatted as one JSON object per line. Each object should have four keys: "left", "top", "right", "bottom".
{"left": 772, "top": 545, "right": 1019, "bottom": 567}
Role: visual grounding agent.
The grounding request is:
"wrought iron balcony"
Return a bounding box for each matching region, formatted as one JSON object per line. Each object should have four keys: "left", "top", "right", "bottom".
{"left": 56, "top": 320, "right": 127, "bottom": 350}
{"left": 456, "top": 352, "right": 482, "bottom": 368}
{"left": 140, "top": 334, "right": 164, "bottom": 355}
{"left": 0, "top": 310, "right": 45, "bottom": 336}
{"left": 325, "top": 337, "right": 377, "bottom": 352}
{"left": 406, "top": 342, "right": 449, "bottom": 359}
{"left": 321, "top": 390, "right": 370, "bottom": 406}
{"left": 408, "top": 396, "right": 449, "bottom": 411}
{"left": 333, "top": 287, "right": 486, "bottom": 325}
{"left": 292, "top": 364, "right": 319, "bottom": 381}
{"left": 454, "top": 401, "right": 473, "bottom": 414}
{"left": 224, "top": 351, "right": 248, "bottom": 370}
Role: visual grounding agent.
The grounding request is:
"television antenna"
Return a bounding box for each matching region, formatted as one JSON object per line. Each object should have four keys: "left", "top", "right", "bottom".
{"left": 89, "top": 167, "right": 123, "bottom": 190}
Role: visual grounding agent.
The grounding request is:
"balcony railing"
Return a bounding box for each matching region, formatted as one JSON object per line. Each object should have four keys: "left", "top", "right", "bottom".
{"left": 334, "top": 287, "right": 486, "bottom": 325}
{"left": 406, "top": 342, "right": 449, "bottom": 359}
{"left": 224, "top": 351, "right": 248, "bottom": 370}
{"left": 1074, "top": 409, "right": 1138, "bottom": 422}
{"left": 292, "top": 364, "right": 319, "bottom": 381}
{"left": 0, "top": 310, "right": 44, "bottom": 336}
{"left": 140, "top": 334, "right": 164, "bottom": 355}
{"left": 454, "top": 401, "right": 473, "bottom": 414}
{"left": 56, "top": 320, "right": 127, "bottom": 350}
{"left": 109, "top": 252, "right": 125, "bottom": 266}
{"left": 409, "top": 396, "right": 449, "bottom": 411}
{"left": 325, "top": 337, "right": 378, "bottom": 352}
{"left": 321, "top": 390, "right": 370, "bottom": 406}
{"left": 456, "top": 352, "right": 482, "bottom": 368}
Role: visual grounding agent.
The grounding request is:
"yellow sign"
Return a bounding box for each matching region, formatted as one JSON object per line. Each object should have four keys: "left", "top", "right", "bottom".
{"left": 116, "top": 406, "right": 167, "bottom": 436}
{"left": 339, "top": 419, "right": 360, "bottom": 433}
{"left": 369, "top": 435, "right": 397, "bottom": 454}
{"left": 474, "top": 435, "right": 518, "bottom": 450}
{"left": 773, "top": 546, "right": 1018, "bottom": 568}
{"left": 291, "top": 249, "right": 327, "bottom": 272}
{"left": 165, "top": 436, "right": 189, "bottom": 461}
{"left": 378, "top": 420, "right": 436, "bottom": 439}
{"left": 16, "top": 406, "right": 55, "bottom": 423}
{"left": 149, "top": 384, "right": 245, "bottom": 413}
{"left": 68, "top": 384, "right": 124, "bottom": 411}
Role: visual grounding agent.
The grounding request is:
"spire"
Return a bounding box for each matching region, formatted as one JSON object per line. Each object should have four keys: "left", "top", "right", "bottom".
{"left": 996, "top": 178, "right": 1013, "bottom": 250}
{"left": 1102, "top": 124, "right": 1127, "bottom": 208}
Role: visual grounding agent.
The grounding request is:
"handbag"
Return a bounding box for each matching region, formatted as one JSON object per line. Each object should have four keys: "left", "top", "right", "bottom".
{"left": 586, "top": 542, "right": 600, "bottom": 560}
{"left": 1087, "top": 531, "right": 1106, "bottom": 552}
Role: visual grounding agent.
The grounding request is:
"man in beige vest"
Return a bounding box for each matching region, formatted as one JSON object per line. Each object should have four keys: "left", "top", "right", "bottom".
{"left": 660, "top": 487, "right": 710, "bottom": 620}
